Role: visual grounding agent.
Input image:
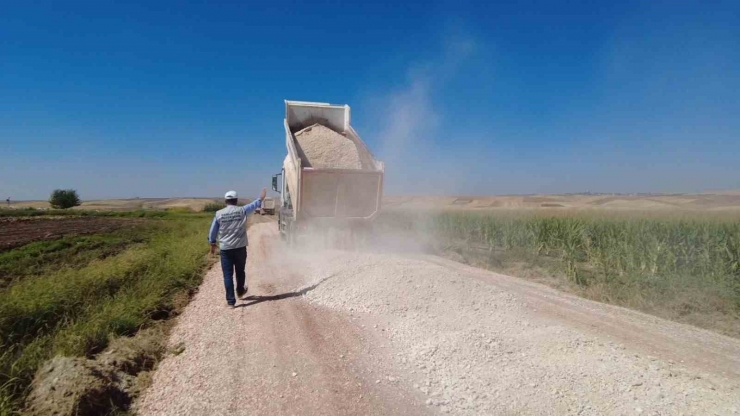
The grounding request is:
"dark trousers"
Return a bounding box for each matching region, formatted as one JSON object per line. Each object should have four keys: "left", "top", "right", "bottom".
{"left": 220, "top": 246, "right": 247, "bottom": 305}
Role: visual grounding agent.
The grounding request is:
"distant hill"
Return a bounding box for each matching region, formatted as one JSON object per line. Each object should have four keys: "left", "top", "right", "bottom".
{"left": 8, "top": 198, "right": 219, "bottom": 212}
{"left": 383, "top": 192, "right": 740, "bottom": 212}
{"left": 8, "top": 191, "right": 740, "bottom": 213}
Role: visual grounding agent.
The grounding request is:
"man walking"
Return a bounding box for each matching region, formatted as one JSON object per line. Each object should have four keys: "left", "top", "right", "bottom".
{"left": 208, "top": 188, "right": 266, "bottom": 307}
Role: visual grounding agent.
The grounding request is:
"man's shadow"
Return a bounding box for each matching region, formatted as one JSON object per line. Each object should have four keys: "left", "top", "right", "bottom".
{"left": 234, "top": 276, "right": 333, "bottom": 308}
{"left": 236, "top": 292, "right": 302, "bottom": 308}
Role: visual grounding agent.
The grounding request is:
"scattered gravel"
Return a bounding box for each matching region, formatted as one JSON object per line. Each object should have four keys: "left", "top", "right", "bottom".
{"left": 294, "top": 123, "right": 362, "bottom": 169}
{"left": 298, "top": 248, "right": 740, "bottom": 415}
{"left": 138, "top": 223, "right": 740, "bottom": 415}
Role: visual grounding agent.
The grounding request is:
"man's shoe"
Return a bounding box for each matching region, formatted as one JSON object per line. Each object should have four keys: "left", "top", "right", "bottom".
{"left": 238, "top": 287, "right": 249, "bottom": 299}
{"left": 227, "top": 303, "right": 236, "bottom": 309}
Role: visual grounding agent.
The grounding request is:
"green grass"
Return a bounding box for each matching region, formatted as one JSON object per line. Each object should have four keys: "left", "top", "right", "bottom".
{"left": 203, "top": 202, "right": 226, "bottom": 212}
{"left": 0, "top": 226, "right": 158, "bottom": 289}
{"left": 0, "top": 207, "right": 168, "bottom": 218}
{"left": 378, "top": 209, "right": 740, "bottom": 336}
{"left": 0, "top": 213, "right": 213, "bottom": 414}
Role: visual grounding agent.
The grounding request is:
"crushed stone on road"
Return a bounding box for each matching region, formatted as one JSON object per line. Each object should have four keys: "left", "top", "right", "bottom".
{"left": 138, "top": 223, "right": 740, "bottom": 415}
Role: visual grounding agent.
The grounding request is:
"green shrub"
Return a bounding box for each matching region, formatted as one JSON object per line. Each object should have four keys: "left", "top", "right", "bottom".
{"left": 203, "top": 202, "right": 226, "bottom": 212}
{"left": 49, "top": 189, "right": 81, "bottom": 209}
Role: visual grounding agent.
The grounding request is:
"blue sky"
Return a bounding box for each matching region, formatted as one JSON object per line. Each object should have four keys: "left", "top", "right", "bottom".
{"left": 1, "top": 0, "right": 738, "bottom": 200}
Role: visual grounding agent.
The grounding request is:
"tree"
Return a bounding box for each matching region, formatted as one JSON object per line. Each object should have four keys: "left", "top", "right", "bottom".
{"left": 49, "top": 189, "right": 81, "bottom": 209}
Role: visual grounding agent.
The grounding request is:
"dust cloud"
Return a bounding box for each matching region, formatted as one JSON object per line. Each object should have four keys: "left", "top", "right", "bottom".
{"left": 374, "top": 39, "right": 477, "bottom": 197}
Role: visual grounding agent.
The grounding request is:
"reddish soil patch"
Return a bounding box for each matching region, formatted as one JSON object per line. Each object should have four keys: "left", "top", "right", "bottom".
{"left": 0, "top": 217, "right": 137, "bottom": 251}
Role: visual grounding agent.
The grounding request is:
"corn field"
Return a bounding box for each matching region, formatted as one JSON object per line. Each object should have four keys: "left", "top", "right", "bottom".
{"left": 377, "top": 210, "right": 740, "bottom": 333}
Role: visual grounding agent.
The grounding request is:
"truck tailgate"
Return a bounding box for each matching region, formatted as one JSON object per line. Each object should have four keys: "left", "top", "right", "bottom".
{"left": 299, "top": 169, "right": 383, "bottom": 220}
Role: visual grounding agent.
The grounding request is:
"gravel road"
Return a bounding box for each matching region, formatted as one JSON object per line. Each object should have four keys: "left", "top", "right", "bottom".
{"left": 137, "top": 223, "right": 740, "bottom": 415}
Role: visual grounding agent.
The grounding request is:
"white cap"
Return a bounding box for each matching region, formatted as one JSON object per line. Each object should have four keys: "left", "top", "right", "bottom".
{"left": 224, "top": 190, "right": 238, "bottom": 199}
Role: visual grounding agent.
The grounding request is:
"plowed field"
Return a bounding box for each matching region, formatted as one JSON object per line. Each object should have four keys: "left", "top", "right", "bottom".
{"left": 0, "top": 217, "right": 137, "bottom": 251}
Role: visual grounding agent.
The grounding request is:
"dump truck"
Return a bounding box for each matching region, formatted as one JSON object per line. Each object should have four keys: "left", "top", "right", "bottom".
{"left": 272, "top": 100, "right": 384, "bottom": 242}
{"left": 260, "top": 197, "right": 276, "bottom": 215}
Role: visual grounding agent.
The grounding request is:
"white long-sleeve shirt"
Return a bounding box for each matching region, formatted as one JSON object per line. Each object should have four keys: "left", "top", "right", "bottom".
{"left": 208, "top": 199, "right": 262, "bottom": 250}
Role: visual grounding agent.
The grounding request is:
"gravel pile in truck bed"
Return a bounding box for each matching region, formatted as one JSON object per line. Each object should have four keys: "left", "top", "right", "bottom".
{"left": 294, "top": 123, "right": 362, "bottom": 169}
